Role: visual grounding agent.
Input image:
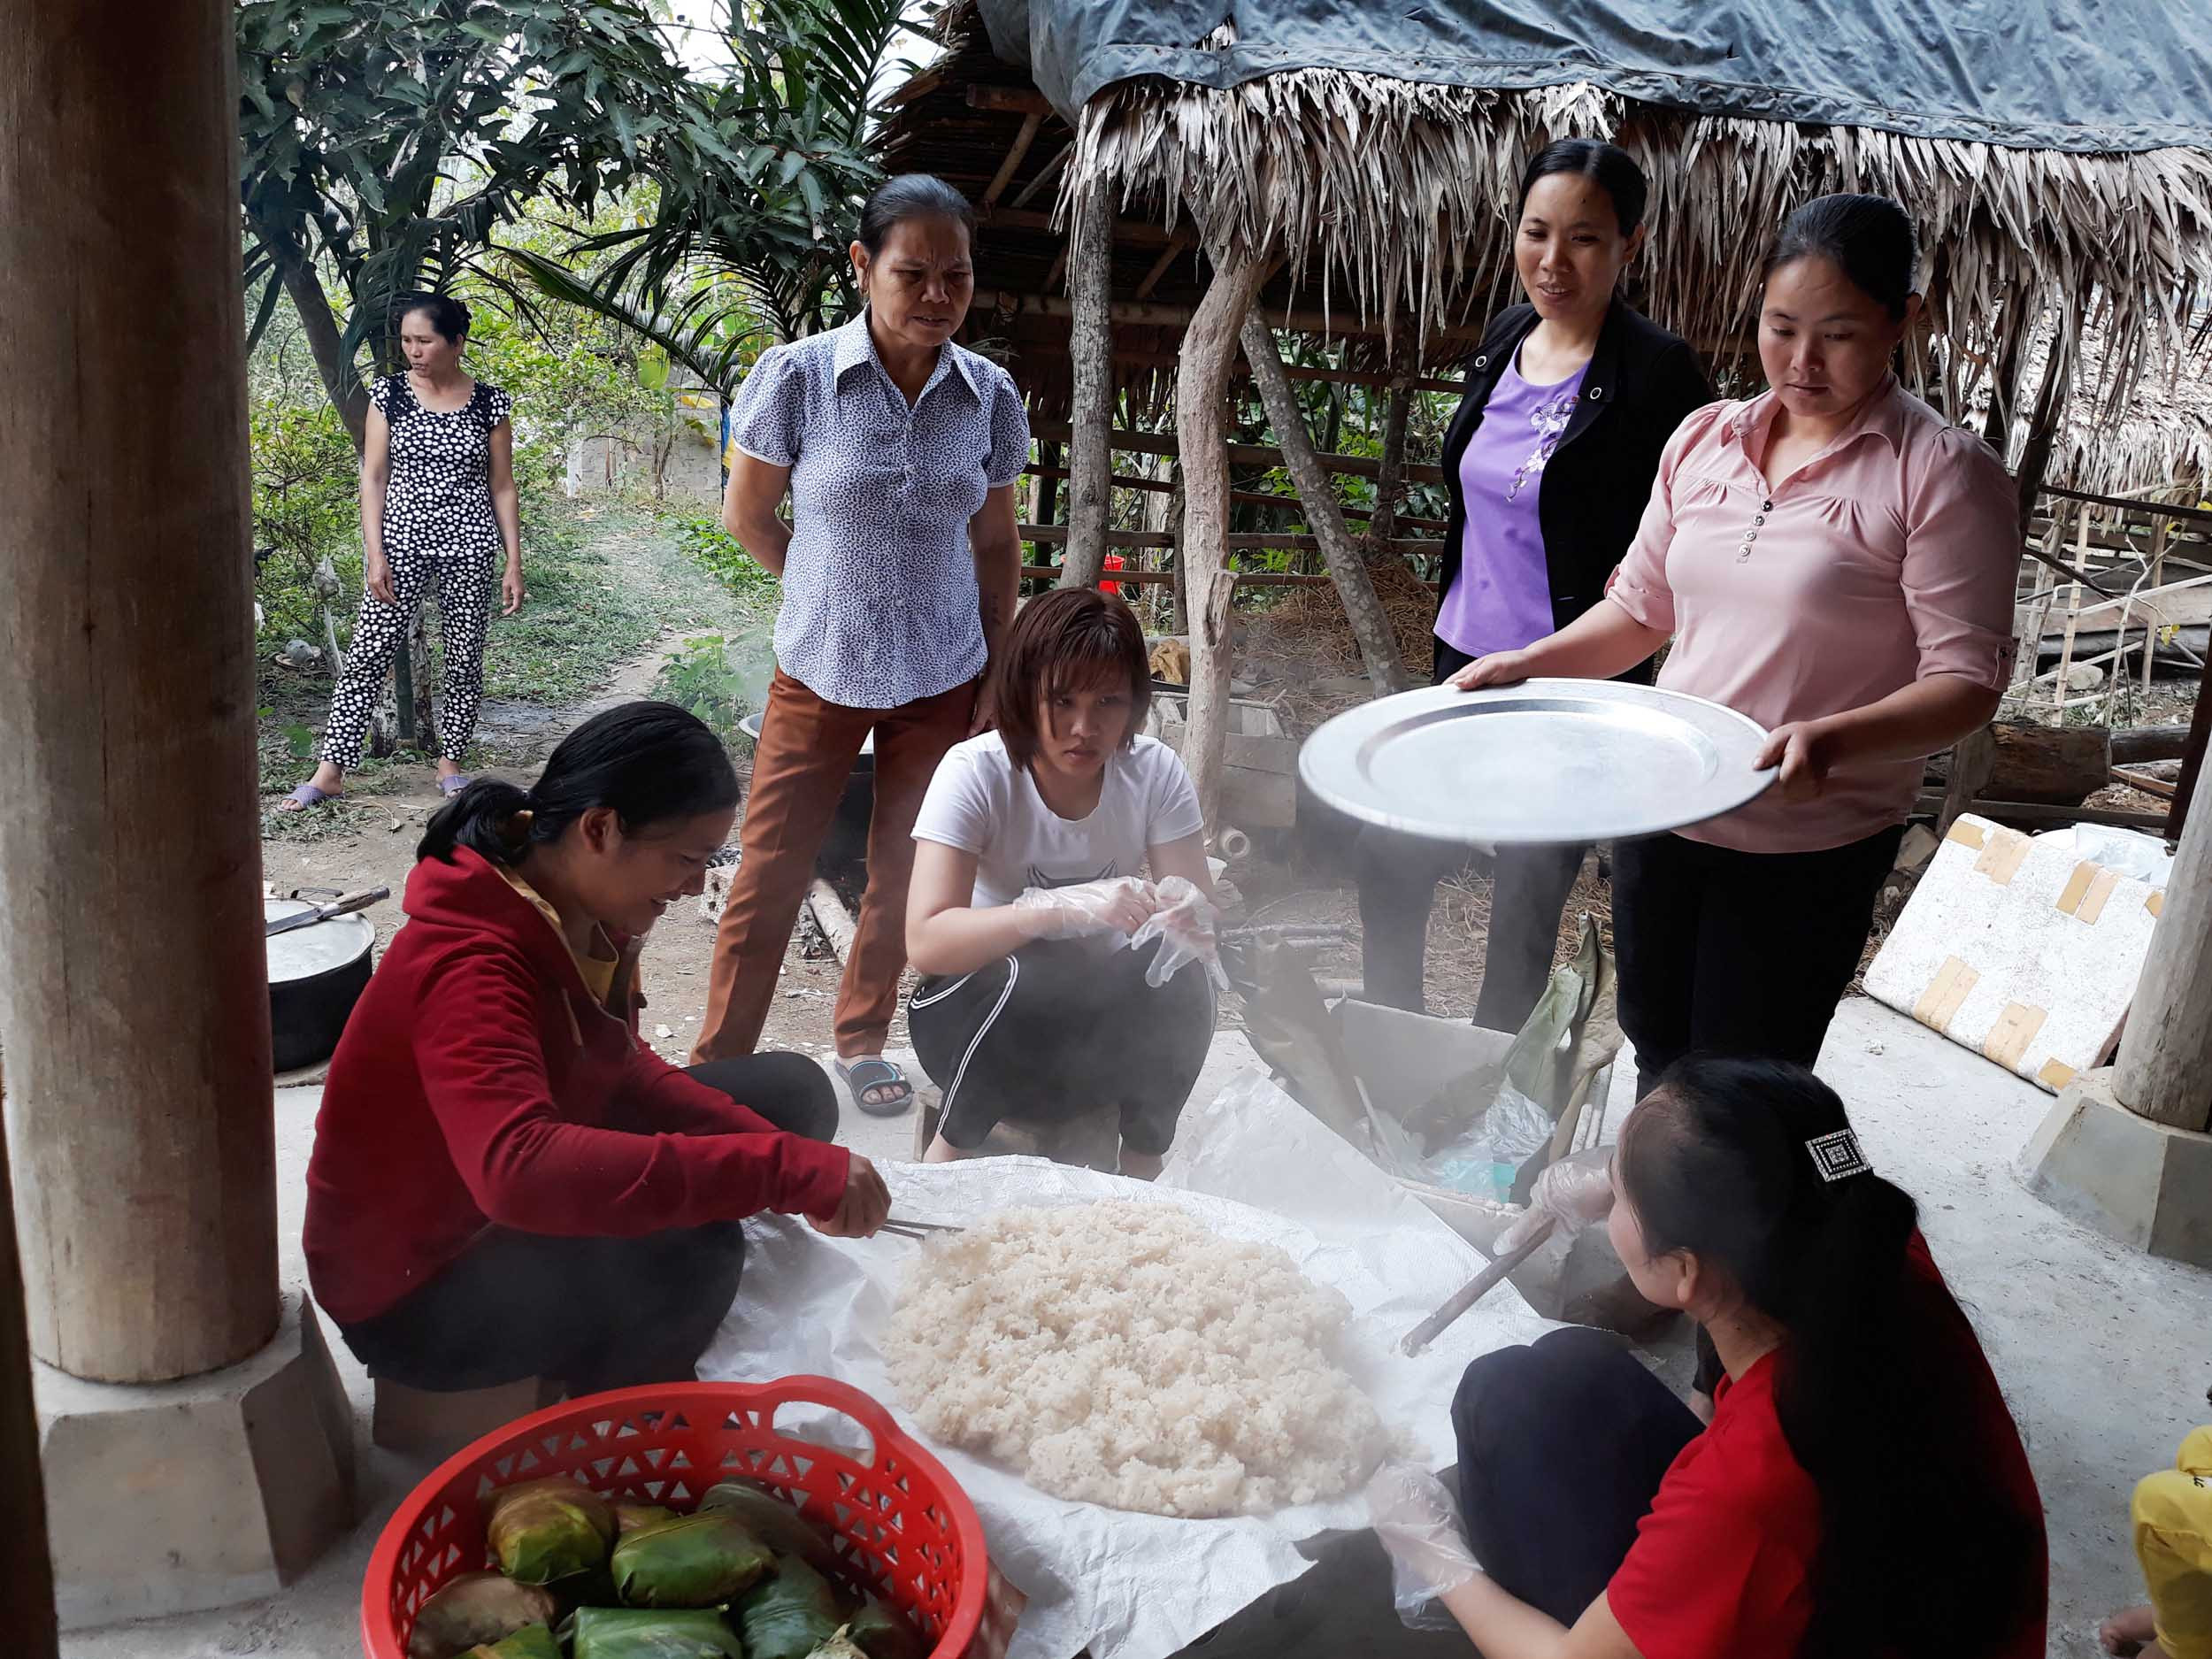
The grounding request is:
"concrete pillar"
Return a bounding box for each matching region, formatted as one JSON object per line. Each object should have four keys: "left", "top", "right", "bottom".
{"left": 0, "top": 0, "right": 279, "bottom": 1383}
{"left": 0, "top": 0, "right": 354, "bottom": 1625}
{"left": 2114, "top": 749, "right": 2212, "bottom": 1133}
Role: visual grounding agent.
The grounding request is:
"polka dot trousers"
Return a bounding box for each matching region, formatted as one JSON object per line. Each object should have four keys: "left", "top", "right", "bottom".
{"left": 319, "top": 548, "right": 494, "bottom": 769}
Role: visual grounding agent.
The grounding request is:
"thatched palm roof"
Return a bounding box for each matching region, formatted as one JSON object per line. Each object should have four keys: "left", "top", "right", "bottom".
{"left": 1073, "top": 69, "right": 2212, "bottom": 450}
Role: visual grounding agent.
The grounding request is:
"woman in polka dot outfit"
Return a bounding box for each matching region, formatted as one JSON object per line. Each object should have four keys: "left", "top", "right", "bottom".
{"left": 281, "top": 292, "right": 524, "bottom": 810}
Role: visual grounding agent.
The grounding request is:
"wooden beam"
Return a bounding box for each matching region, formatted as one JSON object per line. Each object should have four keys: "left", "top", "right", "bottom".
{"left": 1060, "top": 177, "right": 1113, "bottom": 589}
{"left": 2040, "top": 483, "right": 2212, "bottom": 527}
{"left": 965, "top": 84, "right": 1054, "bottom": 116}
{"left": 1024, "top": 465, "right": 1448, "bottom": 529}
{"left": 1133, "top": 234, "right": 1191, "bottom": 300}
{"left": 1022, "top": 525, "right": 1442, "bottom": 554}
{"left": 1112, "top": 347, "right": 1463, "bottom": 396}
{"left": 1024, "top": 565, "right": 1439, "bottom": 590}
{"left": 1007, "top": 143, "right": 1072, "bottom": 211}
{"left": 1030, "top": 417, "right": 1445, "bottom": 484}
{"left": 980, "top": 110, "right": 1045, "bottom": 207}
{"left": 980, "top": 205, "right": 1180, "bottom": 248}
{"left": 982, "top": 288, "right": 1487, "bottom": 344}
{"left": 1178, "top": 246, "right": 1275, "bottom": 837}
{"left": 1240, "top": 313, "right": 1413, "bottom": 691}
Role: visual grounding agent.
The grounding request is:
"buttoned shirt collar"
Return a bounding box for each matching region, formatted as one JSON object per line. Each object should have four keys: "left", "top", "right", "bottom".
{"left": 830, "top": 309, "right": 987, "bottom": 403}
{"left": 1722, "top": 373, "right": 1909, "bottom": 462}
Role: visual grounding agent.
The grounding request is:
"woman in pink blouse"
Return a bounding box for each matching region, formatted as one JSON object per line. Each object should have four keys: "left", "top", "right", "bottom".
{"left": 1455, "top": 195, "right": 2018, "bottom": 1095}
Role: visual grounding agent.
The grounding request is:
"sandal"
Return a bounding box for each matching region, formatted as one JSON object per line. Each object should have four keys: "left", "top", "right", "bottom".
{"left": 436, "top": 772, "right": 473, "bottom": 796}
{"left": 275, "top": 781, "right": 340, "bottom": 813}
{"left": 835, "top": 1056, "right": 916, "bottom": 1118}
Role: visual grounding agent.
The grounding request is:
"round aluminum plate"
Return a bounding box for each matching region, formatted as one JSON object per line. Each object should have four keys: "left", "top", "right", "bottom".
{"left": 265, "top": 897, "right": 375, "bottom": 980}
{"left": 1299, "top": 679, "right": 1777, "bottom": 845}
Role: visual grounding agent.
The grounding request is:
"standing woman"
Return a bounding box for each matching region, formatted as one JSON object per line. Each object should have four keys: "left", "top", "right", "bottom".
{"left": 694, "top": 174, "right": 1029, "bottom": 1117}
{"left": 281, "top": 293, "right": 525, "bottom": 809}
{"left": 1356, "top": 140, "right": 1710, "bottom": 1029}
{"left": 1455, "top": 195, "right": 2019, "bottom": 1094}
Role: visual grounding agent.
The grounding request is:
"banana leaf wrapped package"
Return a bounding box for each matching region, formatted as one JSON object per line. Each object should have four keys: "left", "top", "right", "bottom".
{"left": 484, "top": 1479, "right": 617, "bottom": 1585}
{"left": 808, "top": 1635, "right": 868, "bottom": 1659}
{"left": 406, "top": 1572, "right": 562, "bottom": 1659}
{"left": 733, "top": 1553, "right": 843, "bottom": 1659}
{"left": 698, "top": 1479, "right": 842, "bottom": 1574}
{"left": 613, "top": 1502, "right": 680, "bottom": 1537}
{"left": 463, "top": 1625, "right": 562, "bottom": 1659}
{"left": 844, "top": 1596, "right": 926, "bottom": 1659}
{"left": 611, "top": 1512, "right": 774, "bottom": 1609}
{"left": 568, "top": 1607, "right": 745, "bottom": 1659}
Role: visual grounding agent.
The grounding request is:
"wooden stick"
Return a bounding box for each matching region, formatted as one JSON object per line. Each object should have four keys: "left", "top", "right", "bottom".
{"left": 1400, "top": 1218, "right": 1556, "bottom": 1356}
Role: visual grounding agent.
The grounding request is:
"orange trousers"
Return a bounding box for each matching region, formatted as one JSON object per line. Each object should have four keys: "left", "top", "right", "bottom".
{"left": 694, "top": 667, "right": 975, "bottom": 1063}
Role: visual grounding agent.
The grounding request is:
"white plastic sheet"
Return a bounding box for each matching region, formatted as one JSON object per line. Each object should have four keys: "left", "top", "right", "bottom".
{"left": 701, "top": 1070, "right": 1554, "bottom": 1659}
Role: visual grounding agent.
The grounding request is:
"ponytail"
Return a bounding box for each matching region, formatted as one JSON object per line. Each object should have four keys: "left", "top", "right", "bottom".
{"left": 1619, "top": 1057, "right": 2041, "bottom": 1659}
{"left": 416, "top": 701, "right": 739, "bottom": 866}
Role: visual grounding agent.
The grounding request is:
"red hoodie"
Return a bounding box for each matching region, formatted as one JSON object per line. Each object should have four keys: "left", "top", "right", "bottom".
{"left": 304, "top": 846, "right": 849, "bottom": 1325}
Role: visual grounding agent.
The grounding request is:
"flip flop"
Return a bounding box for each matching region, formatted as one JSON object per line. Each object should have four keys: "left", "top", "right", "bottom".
{"left": 275, "top": 782, "right": 338, "bottom": 813}
{"left": 436, "top": 772, "right": 472, "bottom": 796}
{"left": 836, "top": 1056, "right": 915, "bottom": 1118}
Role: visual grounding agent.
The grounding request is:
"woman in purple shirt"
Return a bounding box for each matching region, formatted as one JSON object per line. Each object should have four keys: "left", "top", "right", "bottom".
{"left": 1356, "top": 142, "right": 1711, "bottom": 1030}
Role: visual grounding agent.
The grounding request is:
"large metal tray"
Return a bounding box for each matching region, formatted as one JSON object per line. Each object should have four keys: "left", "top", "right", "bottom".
{"left": 1299, "top": 679, "right": 1775, "bottom": 845}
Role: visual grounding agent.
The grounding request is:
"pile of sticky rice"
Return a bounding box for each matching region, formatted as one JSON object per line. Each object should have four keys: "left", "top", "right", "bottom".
{"left": 882, "top": 1202, "right": 1390, "bottom": 1517}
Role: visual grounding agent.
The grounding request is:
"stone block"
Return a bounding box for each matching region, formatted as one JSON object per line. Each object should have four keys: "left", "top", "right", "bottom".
{"left": 35, "top": 1289, "right": 354, "bottom": 1630}
{"left": 2024, "top": 1068, "right": 2212, "bottom": 1268}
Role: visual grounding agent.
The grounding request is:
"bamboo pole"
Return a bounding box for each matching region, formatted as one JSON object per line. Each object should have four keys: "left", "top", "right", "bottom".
{"left": 1239, "top": 317, "right": 1414, "bottom": 692}
{"left": 1176, "top": 247, "right": 1275, "bottom": 834}
{"left": 1060, "top": 178, "right": 1114, "bottom": 590}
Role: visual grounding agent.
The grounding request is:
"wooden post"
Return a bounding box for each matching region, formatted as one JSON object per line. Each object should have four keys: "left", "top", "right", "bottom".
{"left": 0, "top": 1061, "right": 60, "bottom": 1658}
{"left": 2114, "top": 741, "right": 2212, "bottom": 1131}
{"left": 0, "top": 0, "right": 281, "bottom": 1380}
{"left": 1035, "top": 440, "right": 1062, "bottom": 528}
{"left": 1238, "top": 318, "right": 1415, "bottom": 694}
{"left": 1060, "top": 178, "right": 1115, "bottom": 590}
{"left": 1176, "top": 245, "right": 1274, "bottom": 833}
{"left": 1166, "top": 465, "right": 1189, "bottom": 635}
{"left": 1371, "top": 378, "right": 1412, "bottom": 550}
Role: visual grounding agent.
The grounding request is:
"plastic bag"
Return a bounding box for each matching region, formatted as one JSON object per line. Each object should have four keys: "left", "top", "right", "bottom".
{"left": 1128, "top": 875, "right": 1228, "bottom": 988}
{"left": 1010, "top": 876, "right": 1155, "bottom": 941}
{"left": 1424, "top": 1083, "right": 1554, "bottom": 1202}
{"left": 1363, "top": 1463, "right": 1482, "bottom": 1630}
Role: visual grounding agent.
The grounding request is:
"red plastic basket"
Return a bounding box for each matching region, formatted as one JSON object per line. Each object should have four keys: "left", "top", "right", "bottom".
{"left": 361, "top": 1377, "right": 987, "bottom": 1659}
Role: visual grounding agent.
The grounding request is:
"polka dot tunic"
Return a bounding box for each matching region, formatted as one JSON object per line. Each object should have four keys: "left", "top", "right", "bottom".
{"left": 726, "top": 312, "right": 1031, "bottom": 710}
{"left": 372, "top": 374, "right": 514, "bottom": 557}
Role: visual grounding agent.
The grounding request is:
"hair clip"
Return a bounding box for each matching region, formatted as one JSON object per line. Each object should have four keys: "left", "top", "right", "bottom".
{"left": 1807, "top": 1128, "right": 1871, "bottom": 1183}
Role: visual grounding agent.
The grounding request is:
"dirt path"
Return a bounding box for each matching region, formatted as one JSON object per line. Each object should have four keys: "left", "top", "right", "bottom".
{"left": 262, "top": 510, "right": 853, "bottom": 1076}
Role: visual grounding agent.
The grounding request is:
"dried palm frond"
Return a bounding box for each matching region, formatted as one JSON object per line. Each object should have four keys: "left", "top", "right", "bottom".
{"left": 1070, "top": 69, "right": 2212, "bottom": 474}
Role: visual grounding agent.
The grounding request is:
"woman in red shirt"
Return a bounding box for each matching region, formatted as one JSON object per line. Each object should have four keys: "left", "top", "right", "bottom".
{"left": 1373, "top": 1056, "right": 2047, "bottom": 1659}
{"left": 304, "top": 701, "right": 891, "bottom": 1397}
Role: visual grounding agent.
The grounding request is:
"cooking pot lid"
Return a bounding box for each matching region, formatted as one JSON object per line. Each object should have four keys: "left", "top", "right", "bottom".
{"left": 265, "top": 897, "right": 376, "bottom": 979}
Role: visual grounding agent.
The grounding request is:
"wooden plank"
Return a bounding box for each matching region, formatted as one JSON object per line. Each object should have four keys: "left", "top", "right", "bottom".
{"left": 2038, "top": 483, "right": 2212, "bottom": 527}
{"left": 1006, "top": 143, "right": 1071, "bottom": 210}
{"left": 1020, "top": 525, "right": 1442, "bottom": 554}
{"left": 983, "top": 288, "right": 1487, "bottom": 345}
{"left": 1911, "top": 791, "right": 2175, "bottom": 832}
{"left": 1021, "top": 565, "right": 1437, "bottom": 591}
{"left": 980, "top": 110, "right": 1045, "bottom": 207}
{"left": 1030, "top": 417, "right": 1446, "bottom": 484}
{"left": 965, "top": 84, "right": 1054, "bottom": 115}
{"left": 1112, "top": 347, "right": 1464, "bottom": 396}
{"left": 1024, "top": 464, "right": 1449, "bottom": 529}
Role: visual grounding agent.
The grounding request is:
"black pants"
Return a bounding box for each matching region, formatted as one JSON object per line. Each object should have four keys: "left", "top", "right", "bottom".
{"left": 339, "top": 1054, "right": 838, "bottom": 1395}
{"left": 1612, "top": 824, "right": 1905, "bottom": 1100}
{"left": 1354, "top": 638, "right": 1585, "bottom": 1032}
{"left": 909, "top": 935, "right": 1215, "bottom": 1156}
{"left": 1452, "top": 1327, "right": 1701, "bottom": 1622}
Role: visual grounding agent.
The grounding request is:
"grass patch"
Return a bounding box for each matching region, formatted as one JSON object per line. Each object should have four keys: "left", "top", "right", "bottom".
{"left": 482, "top": 503, "right": 660, "bottom": 704}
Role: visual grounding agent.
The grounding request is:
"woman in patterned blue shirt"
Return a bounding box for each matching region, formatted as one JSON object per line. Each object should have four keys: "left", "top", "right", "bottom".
{"left": 694, "top": 175, "right": 1031, "bottom": 1118}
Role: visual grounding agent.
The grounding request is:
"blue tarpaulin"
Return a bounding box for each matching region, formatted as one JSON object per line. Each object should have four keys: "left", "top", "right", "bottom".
{"left": 980, "top": 0, "right": 2212, "bottom": 154}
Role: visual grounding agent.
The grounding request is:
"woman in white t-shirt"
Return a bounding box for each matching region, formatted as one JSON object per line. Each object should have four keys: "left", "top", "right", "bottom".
{"left": 906, "top": 588, "right": 1219, "bottom": 1178}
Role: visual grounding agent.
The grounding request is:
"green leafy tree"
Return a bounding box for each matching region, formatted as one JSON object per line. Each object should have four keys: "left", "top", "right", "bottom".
{"left": 236, "top": 0, "right": 734, "bottom": 447}
{"left": 505, "top": 0, "right": 916, "bottom": 395}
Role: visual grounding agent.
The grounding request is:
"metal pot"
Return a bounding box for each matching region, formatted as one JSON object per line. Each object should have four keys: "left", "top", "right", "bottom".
{"left": 736, "top": 712, "right": 876, "bottom": 879}
{"left": 266, "top": 897, "right": 376, "bottom": 1072}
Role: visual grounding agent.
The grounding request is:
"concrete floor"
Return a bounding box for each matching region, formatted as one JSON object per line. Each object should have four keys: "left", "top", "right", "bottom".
{"left": 59, "top": 1001, "right": 2203, "bottom": 1656}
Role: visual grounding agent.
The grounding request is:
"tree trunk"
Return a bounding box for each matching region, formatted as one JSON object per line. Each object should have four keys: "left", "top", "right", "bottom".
{"left": 1927, "top": 721, "right": 2112, "bottom": 804}
{"left": 1370, "top": 378, "right": 1411, "bottom": 552}
{"left": 2115, "top": 740, "right": 2212, "bottom": 1132}
{"left": 1239, "top": 317, "right": 1415, "bottom": 694}
{"left": 280, "top": 255, "right": 370, "bottom": 452}
{"left": 0, "top": 1060, "right": 60, "bottom": 1658}
{"left": 1177, "top": 247, "right": 1274, "bottom": 833}
{"left": 1059, "top": 179, "right": 1115, "bottom": 590}
{"left": 2, "top": 0, "right": 281, "bottom": 1381}
{"left": 1167, "top": 465, "right": 1189, "bottom": 635}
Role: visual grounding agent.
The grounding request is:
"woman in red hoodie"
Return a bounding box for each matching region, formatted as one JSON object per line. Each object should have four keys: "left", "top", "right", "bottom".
{"left": 305, "top": 701, "right": 889, "bottom": 1395}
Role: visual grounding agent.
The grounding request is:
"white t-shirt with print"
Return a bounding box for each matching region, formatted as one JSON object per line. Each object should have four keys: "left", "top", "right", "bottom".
{"left": 910, "top": 731, "right": 1204, "bottom": 908}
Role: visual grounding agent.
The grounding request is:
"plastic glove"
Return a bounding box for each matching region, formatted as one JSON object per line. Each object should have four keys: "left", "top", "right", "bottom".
{"left": 1494, "top": 1156, "right": 1617, "bottom": 1256}
{"left": 1009, "top": 876, "right": 1157, "bottom": 941}
{"left": 1365, "top": 1462, "right": 1483, "bottom": 1629}
{"left": 1128, "top": 875, "right": 1228, "bottom": 988}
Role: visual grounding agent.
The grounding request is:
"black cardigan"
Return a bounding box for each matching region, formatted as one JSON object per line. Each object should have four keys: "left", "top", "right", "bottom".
{"left": 1434, "top": 299, "right": 1713, "bottom": 670}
